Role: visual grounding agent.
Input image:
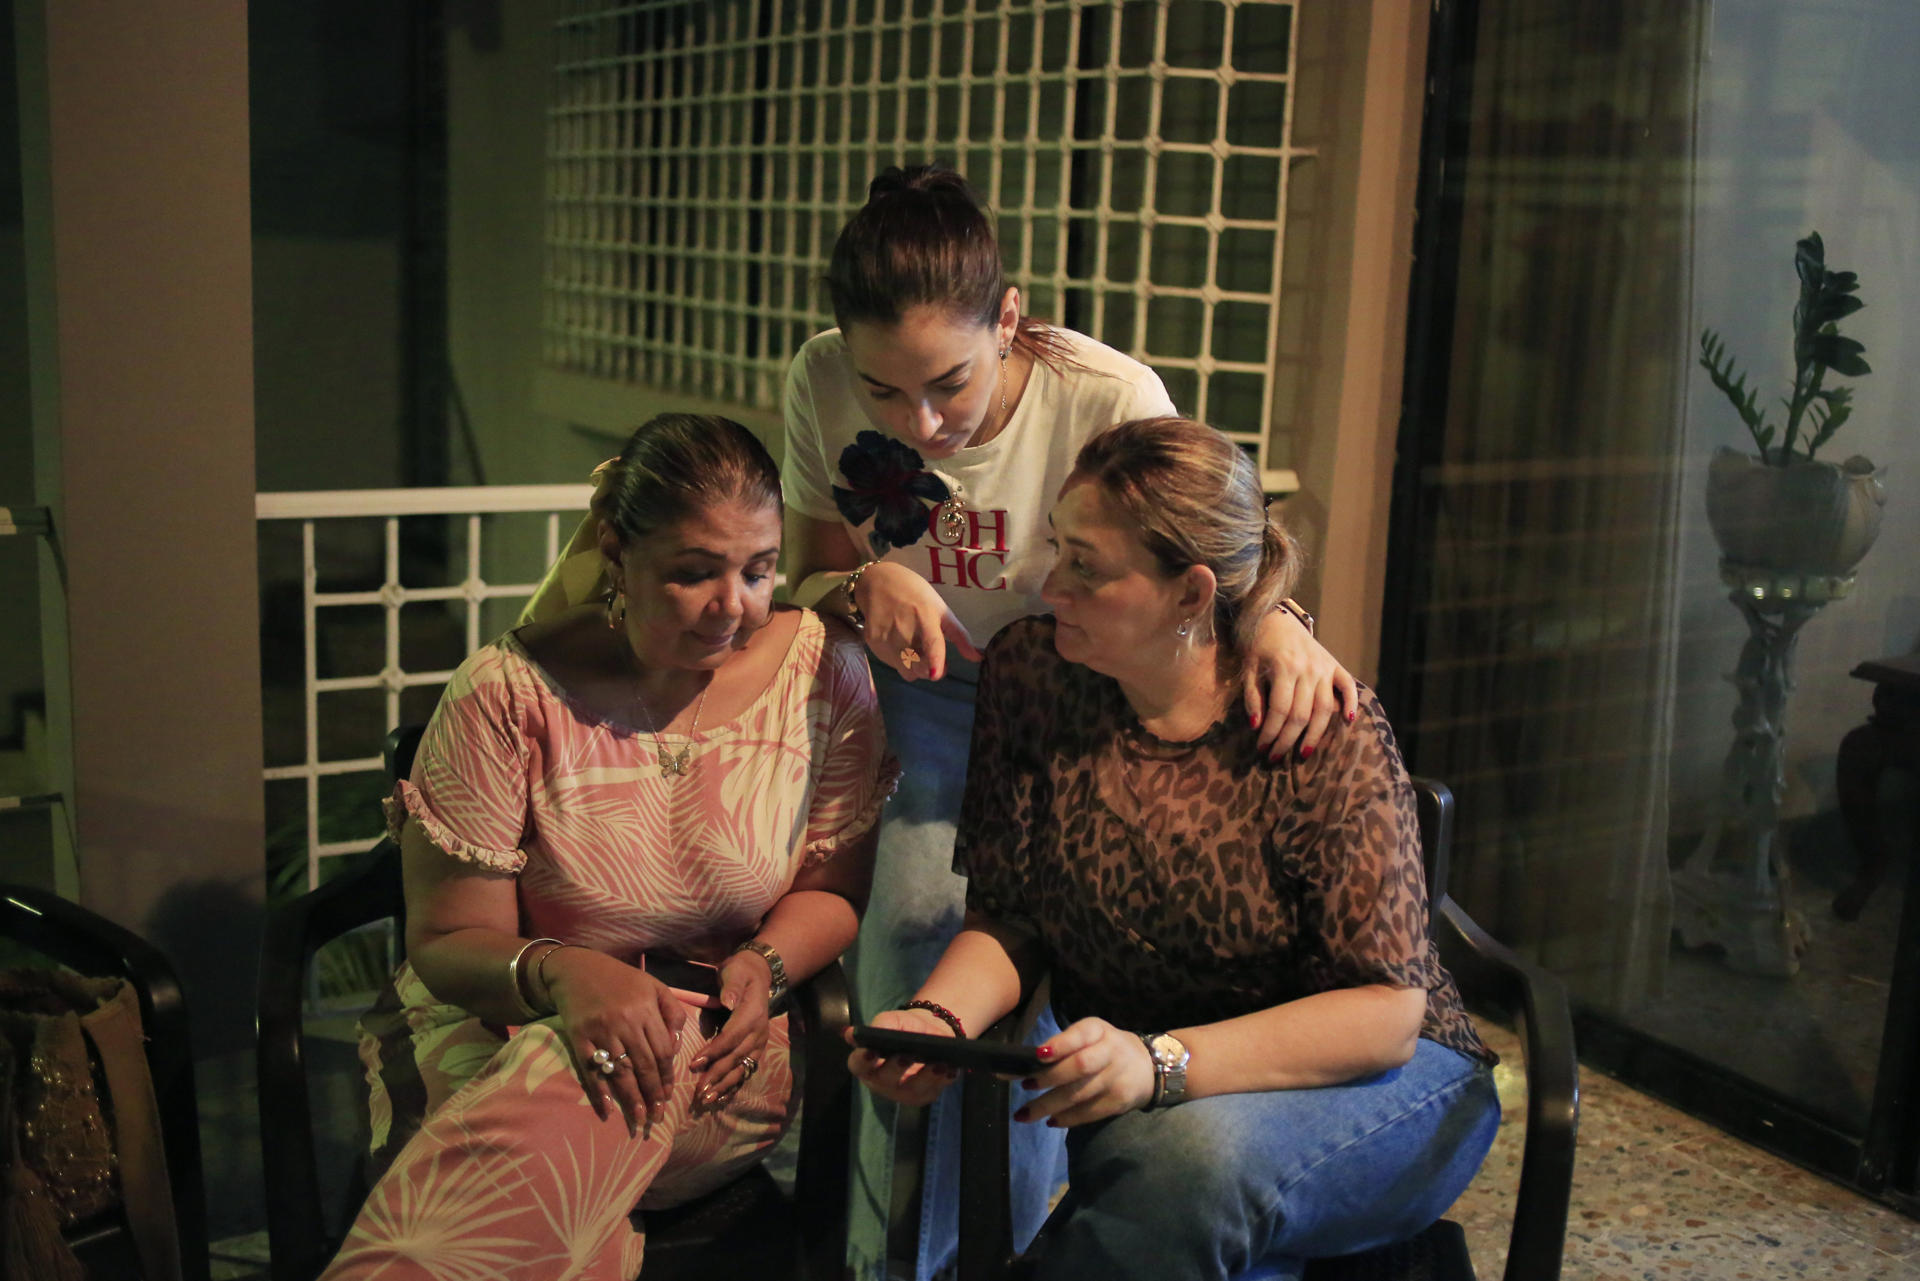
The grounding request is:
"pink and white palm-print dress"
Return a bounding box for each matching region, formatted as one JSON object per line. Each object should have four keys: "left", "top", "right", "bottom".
{"left": 324, "top": 610, "right": 897, "bottom": 1280}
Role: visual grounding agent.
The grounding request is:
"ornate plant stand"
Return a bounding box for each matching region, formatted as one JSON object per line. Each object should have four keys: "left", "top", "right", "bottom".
{"left": 1672, "top": 563, "right": 1857, "bottom": 975}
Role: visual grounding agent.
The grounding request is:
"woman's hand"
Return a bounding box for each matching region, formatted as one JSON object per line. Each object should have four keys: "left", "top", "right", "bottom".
{"left": 1015, "top": 1018, "right": 1156, "bottom": 1128}
{"left": 855, "top": 560, "right": 982, "bottom": 682}
{"left": 544, "top": 948, "right": 688, "bottom": 1139}
{"left": 845, "top": 1006, "right": 959, "bottom": 1107}
{"left": 1243, "top": 609, "right": 1358, "bottom": 762}
{"left": 688, "top": 951, "right": 775, "bottom": 1113}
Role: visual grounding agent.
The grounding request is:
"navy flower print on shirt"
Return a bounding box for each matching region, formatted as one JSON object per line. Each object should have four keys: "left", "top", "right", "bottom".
{"left": 832, "top": 430, "right": 951, "bottom": 556}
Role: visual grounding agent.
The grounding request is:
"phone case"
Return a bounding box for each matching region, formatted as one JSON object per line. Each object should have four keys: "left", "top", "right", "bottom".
{"left": 644, "top": 956, "right": 724, "bottom": 1010}
{"left": 849, "top": 1024, "right": 1045, "bottom": 1075}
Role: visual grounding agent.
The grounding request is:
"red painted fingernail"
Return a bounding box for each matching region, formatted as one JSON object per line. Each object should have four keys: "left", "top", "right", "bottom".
{"left": 1299, "top": 744, "right": 1314, "bottom": 759}
{"left": 1021, "top": 1077, "right": 1039, "bottom": 1090}
{"left": 1037, "top": 1046, "right": 1054, "bottom": 1061}
{"left": 1249, "top": 713, "right": 1261, "bottom": 730}
{"left": 1346, "top": 710, "right": 1356, "bottom": 723}
{"left": 1047, "top": 1118, "right": 1063, "bottom": 1128}
{"left": 1013, "top": 1106, "right": 1032, "bottom": 1122}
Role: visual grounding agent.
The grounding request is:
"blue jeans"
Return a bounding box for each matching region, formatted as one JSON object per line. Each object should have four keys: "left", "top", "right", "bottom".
{"left": 1029, "top": 1039, "right": 1500, "bottom": 1281}
{"left": 849, "top": 657, "right": 1068, "bottom": 1281}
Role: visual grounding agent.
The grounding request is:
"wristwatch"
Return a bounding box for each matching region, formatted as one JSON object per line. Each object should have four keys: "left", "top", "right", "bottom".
{"left": 733, "top": 939, "right": 788, "bottom": 1010}
{"left": 1138, "top": 1031, "right": 1190, "bottom": 1109}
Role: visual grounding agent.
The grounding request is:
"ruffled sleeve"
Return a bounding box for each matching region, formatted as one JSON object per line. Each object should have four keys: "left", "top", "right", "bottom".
{"left": 383, "top": 643, "right": 533, "bottom": 874}
{"left": 800, "top": 619, "right": 900, "bottom": 865}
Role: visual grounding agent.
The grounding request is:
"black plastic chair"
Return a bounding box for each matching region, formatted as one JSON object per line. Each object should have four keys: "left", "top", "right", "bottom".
{"left": 957, "top": 778, "right": 1580, "bottom": 1281}
{"left": 0, "top": 882, "right": 212, "bottom": 1281}
{"left": 256, "top": 726, "right": 856, "bottom": 1281}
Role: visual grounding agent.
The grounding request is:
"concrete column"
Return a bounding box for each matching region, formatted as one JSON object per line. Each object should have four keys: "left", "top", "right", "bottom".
{"left": 16, "top": 0, "right": 263, "bottom": 1052}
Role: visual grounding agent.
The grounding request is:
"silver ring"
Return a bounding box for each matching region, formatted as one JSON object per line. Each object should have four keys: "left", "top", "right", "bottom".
{"left": 739, "top": 1054, "right": 759, "bottom": 1080}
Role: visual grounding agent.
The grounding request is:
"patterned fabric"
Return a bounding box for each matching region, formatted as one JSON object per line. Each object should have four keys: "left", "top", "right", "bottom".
{"left": 325, "top": 609, "right": 898, "bottom": 1279}
{"left": 955, "top": 617, "right": 1492, "bottom": 1063}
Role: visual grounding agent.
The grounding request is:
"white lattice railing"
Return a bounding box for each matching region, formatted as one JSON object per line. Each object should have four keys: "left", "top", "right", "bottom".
{"left": 257, "top": 485, "right": 593, "bottom": 888}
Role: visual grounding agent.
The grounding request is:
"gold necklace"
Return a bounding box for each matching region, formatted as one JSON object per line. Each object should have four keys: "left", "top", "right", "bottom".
{"left": 935, "top": 347, "right": 1011, "bottom": 542}
{"left": 630, "top": 665, "right": 710, "bottom": 779}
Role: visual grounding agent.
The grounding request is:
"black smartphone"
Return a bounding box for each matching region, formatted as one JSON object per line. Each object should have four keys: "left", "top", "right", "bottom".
{"left": 849, "top": 1024, "right": 1045, "bottom": 1075}
{"left": 644, "top": 956, "right": 724, "bottom": 1009}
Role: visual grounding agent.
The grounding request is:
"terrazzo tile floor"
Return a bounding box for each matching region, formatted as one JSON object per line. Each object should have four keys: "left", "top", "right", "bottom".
{"left": 211, "top": 1015, "right": 1920, "bottom": 1280}
{"left": 1449, "top": 1019, "right": 1920, "bottom": 1279}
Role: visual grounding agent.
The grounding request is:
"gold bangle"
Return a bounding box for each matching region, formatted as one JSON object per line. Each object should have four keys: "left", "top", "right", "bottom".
{"left": 529, "top": 941, "right": 580, "bottom": 1011}
{"left": 507, "top": 937, "right": 562, "bottom": 1020}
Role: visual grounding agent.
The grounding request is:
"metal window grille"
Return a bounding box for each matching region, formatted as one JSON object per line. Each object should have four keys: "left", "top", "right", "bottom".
{"left": 546, "top": 0, "right": 1306, "bottom": 487}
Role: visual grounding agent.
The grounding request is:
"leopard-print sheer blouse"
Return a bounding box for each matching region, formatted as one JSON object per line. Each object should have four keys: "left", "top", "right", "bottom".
{"left": 955, "top": 617, "right": 1492, "bottom": 1064}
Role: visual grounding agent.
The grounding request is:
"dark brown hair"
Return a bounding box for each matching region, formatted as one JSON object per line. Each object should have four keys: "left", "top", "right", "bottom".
{"left": 1069, "top": 417, "right": 1300, "bottom": 662}
{"left": 826, "top": 164, "right": 1081, "bottom": 370}
{"left": 594, "top": 413, "right": 781, "bottom": 545}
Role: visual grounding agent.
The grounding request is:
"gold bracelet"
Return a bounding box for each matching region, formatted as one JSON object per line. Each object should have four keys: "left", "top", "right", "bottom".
{"left": 507, "top": 937, "right": 562, "bottom": 1021}
{"left": 840, "top": 560, "right": 878, "bottom": 631}
{"left": 1274, "top": 597, "right": 1314, "bottom": 636}
{"left": 528, "top": 941, "right": 581, "bottom": 1011}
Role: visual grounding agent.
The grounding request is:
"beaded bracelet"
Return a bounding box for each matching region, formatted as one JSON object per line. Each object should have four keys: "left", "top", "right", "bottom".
{"left": 901, "top": 998, "right": 966, "bottom": 1039}
{"left": 840, "top": 560, "right": 878, "bottom": 631}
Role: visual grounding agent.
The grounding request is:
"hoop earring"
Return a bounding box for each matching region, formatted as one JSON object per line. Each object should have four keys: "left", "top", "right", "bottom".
{"left": 1175, "top": 618, "right": 1190, "bottom": 639}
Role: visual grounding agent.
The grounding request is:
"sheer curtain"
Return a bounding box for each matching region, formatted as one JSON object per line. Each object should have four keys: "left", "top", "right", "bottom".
{"left": 1404, "top": 2, "right": 1706, "bottom": 1009}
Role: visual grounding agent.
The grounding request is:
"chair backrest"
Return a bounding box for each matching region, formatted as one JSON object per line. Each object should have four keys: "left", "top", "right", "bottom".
{"left": 1411, "top": 776, "right": 1454, "bottom": 921}
{"left": 0, "top": 884, "right": 212, "bottom": 1281}
{"left": 254, "top": 728, "right": 417, "bottom": 1281}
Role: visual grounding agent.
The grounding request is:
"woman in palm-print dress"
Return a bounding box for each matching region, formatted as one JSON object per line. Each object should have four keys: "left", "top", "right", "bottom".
{"left": 322, "top": 414, "right": 897, "bottom": 1280}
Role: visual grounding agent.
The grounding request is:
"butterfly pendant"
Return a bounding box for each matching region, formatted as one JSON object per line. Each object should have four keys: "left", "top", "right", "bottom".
{"left": 937, "top": 494, "right": 967, "bottom": 544}
{"left": 657, "top": 744, "right": 693, "bottom": 778}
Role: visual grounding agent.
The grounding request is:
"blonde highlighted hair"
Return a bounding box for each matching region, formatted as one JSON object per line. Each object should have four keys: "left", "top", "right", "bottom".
{"left": 1068, "top": 417, "right": 1301, "bottom": 663}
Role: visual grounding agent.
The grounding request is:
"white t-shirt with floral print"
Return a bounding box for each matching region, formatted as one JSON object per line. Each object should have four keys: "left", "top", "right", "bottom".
{"left": 781, "top": 326, "right": 1176, "bottom": 647}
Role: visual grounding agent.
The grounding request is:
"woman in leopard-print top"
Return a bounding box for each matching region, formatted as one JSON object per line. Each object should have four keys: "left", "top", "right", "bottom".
{"left": 851, "top": 417, "right": 1501, "bottom": 1280}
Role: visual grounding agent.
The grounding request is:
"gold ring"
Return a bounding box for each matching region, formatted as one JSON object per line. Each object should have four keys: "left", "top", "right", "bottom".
{"left": 899, "top": 647, "right": 922, "bottom": 672}
{"left": 740, "top": 1054, "right": 760, "bottom": 1080}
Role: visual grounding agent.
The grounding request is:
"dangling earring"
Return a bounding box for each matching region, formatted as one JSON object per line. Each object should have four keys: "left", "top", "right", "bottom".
{"left": 998, "top": 346, "right": 1010, "bottom": 424}
{"left": 606, "top": 587, "right": 626, "bottom": 631}
{"left": 1175, "top": 618, "right": 1190, "bottom": 639}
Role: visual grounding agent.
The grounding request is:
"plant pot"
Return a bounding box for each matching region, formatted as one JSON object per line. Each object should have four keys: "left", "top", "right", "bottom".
{"left": 1705, "top": 447, "right": 1886, "bottom": 576}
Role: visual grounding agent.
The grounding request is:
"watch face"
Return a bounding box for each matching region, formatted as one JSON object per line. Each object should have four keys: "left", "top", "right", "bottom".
{"left": 1146, "top": 1033, "right": 1188, "bottom": 1068}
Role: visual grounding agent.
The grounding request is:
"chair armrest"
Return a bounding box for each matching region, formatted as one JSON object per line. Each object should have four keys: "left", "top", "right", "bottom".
{"left": 1436, "top": 896, "right": 1579, "bottom": 1281}
{"left": 957, "top": 1012, "right": 1021, "bottom": 1281}
{"left": 788, "top": 958, "right": 854, "bottom": 1281}
{"left": 0, "top": 883, "right": 212, "bottom": 1281}
{"left": 255, "top": 849, "right": 404, "bottom": 1281}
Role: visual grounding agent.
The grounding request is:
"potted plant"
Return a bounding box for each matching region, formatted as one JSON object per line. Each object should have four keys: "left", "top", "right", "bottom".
{"left": 1699, "top": 231, "right": 1885, "bottom": 577}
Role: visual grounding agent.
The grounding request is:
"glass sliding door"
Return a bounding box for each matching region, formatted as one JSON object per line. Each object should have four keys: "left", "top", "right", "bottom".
{"left": 1385, "top": 0, "right": 1920, "bottom": 1203}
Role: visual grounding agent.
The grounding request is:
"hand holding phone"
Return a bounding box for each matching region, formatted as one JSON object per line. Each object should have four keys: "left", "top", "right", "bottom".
{"left": 642, "top": 955, "right": 724, "bottom": 1010}
{"left": 849, "top": 1024, "right": 1044, "bottom": 1075}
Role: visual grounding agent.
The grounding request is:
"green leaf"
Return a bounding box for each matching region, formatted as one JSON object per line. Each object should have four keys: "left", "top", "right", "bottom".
{"left": 1812, "top": 332, "right": 1871, "bottom": 377}
{"left": 1815, "top": 292, "right": 1864, "bottom": 324}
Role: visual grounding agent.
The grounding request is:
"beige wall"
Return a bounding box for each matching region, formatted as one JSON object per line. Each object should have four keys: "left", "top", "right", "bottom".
{"left": 1280, "top": 1, "right": 1429, "bottom": 686}
{"left": 448, "top": 0, "right": 599, "bottom": 493}
{"left": 16, "top": 0, "right": 263, "bottom": 1050}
